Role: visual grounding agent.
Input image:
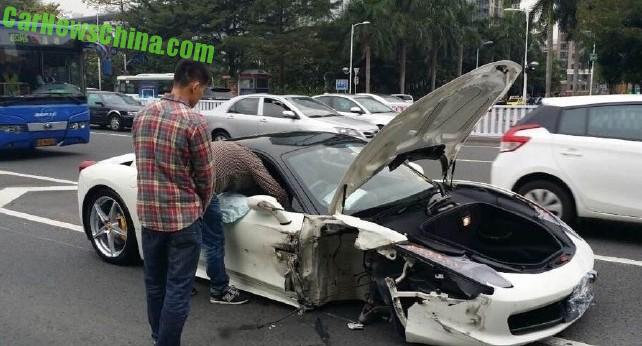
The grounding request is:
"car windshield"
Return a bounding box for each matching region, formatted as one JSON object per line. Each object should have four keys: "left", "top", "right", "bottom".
{"left": 354, "top": 96, "right": 394, "bottom": 113}
{"left": 99, "top": 93, "right": 141, "bottom": 106}
{"left": 286, "top": 142, "right": 432, "bottom": 214}
{"left": 287, "top": 97, "right": 339, "bottom": 117}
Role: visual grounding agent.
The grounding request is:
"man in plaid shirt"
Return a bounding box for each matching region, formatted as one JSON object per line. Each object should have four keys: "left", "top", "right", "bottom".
{"left": 132, "top": 60, "right": 214, "bottom": 346}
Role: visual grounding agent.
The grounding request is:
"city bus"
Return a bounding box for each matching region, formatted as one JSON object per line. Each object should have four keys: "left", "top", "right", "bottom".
{"left": 116, "top": 73, "right": 174, "bottom": 99}
{"left": 0, "top": 25, "right": 91, "bottom": 149}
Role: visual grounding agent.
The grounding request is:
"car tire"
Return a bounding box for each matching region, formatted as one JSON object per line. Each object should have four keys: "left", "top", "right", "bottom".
{"left": 109, "top": 114, "right": 124, "bottom": 131}
{"left": 83, "top": 188, "right": 140, "bottom": 265}
{"left": 211, "top": 130, "right": 230, "bottom": 141}
{"left": 517, "top": 180, "right": 576, "bottom": 224}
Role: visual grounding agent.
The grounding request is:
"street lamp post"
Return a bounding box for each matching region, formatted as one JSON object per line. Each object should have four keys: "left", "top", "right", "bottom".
{"left": 349, "top": 21, "right": 370, "bottom": 94}
{"left": 589, "top": 43, "right": 596, "bottom": 95}
{"left": 476, "top": 40, "right": 494, "bottom": 68}
{"left": 504, "top": 7, "right": 530, "bottom": 103}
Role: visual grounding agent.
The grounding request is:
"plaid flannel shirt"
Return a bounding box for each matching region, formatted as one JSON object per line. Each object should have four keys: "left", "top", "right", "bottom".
{"left": 132, "top": 94, "right": 215, "bottom": 232}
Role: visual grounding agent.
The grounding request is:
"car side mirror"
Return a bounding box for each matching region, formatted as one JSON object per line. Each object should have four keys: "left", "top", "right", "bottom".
{"left": 247, "top": 195, "right": 292, "bottom": 225}
{"left": 349, "top": 106, "right": 363, "bottom": 114}
{"left": 282, "top": 110, "right": 297, "bottom": 119}
{"left": 95, "top": 101, "right": 105, "bottom": 107}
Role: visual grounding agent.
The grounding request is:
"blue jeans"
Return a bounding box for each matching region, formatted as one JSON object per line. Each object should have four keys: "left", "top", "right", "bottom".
{"left": 202, "top": 196, "right": 229, "bottom": 295}
{"left": 142, "top": 220, "right": 202, "bottom": 346}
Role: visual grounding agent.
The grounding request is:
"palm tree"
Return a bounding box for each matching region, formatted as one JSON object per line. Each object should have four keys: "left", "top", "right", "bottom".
{"left": 343, "top": 0, "right": 392, "bottom": 93}
{"left": 532, "top": 0, "right": 578, "bottom": 96}
{"left": 454, "top": 2, "right": 479, "bottom": 76}
{"left": 417, "top": 0, "right": 460, "bottom": 90}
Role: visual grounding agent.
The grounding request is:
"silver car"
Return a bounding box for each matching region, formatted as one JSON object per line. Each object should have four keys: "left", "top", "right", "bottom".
{"left": 202, "top": 94, "right": 380, "bottom": 141}
{"left": 313, "top": 93, "right": 398, "bottom": 129}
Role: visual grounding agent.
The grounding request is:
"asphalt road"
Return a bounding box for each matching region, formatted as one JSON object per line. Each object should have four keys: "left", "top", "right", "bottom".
{"left": 1, "top": 129, "right": 641, "bottom": 346}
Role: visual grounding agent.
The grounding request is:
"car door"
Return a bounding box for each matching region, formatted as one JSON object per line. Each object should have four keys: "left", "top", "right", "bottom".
{"left": 198, "top": 198, "right": 305, "bottom": 307}
{"left": 553, "top": 104, "right": 642, "bottom": 218}
{"left": 257, "top": 97, "right": 300, "bottom": 135}
{"left": 224, "top": 97, "right": 260, "bottom": 137}
{"left": 87, "top": 93, "right": 108, "bottom": 125}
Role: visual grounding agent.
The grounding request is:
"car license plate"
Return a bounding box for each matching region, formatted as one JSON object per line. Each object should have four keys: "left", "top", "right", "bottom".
{"left": 36, "top": 138, "right": 57, "bottom": 147}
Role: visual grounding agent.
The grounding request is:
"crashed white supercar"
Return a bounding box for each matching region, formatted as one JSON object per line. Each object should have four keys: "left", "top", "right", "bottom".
{"left": 77, "top": 61, "right": 596, "bottom": 346}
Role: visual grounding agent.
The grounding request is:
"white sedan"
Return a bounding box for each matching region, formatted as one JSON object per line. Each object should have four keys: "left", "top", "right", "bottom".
{"left": 77, "top": 62, "right": 595, "bottom": 346}
{"left": 491, "top": 95, "right": 642, "bottom": 224}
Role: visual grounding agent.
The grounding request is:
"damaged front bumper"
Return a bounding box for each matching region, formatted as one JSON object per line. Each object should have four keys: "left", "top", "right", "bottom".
{"left": 386, "top": 240, "right": 596, "bottom": 346}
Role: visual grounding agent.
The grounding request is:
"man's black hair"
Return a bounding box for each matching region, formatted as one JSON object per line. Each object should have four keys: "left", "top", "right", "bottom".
{"left": 173, "top": 59, "right": 210, "bottom": 87}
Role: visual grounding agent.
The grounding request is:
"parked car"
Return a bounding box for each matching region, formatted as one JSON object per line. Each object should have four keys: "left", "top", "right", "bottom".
{"left": 505, "top": 96, "right": 525, "bottom": 105}
{"left": 357, "top": 93, "right": 411, "bottom": 112}
{"left": 313, "top": 93, "right": 398, "bottom": 129}
{"left": 202, "top": 94, "right": 380, "bottom": 141}
{"left": 527, "top": 96, "right": 543, "bottom": 105}
{"left": 491, "top": 94, "right": 642, "bottom": 224}
{"left": 77, "top": 62, "right": 595, "bottom": 346}
{"left": 391, "top": 93, "right": 414, "bottom": 103}
{"left": 87, "top": 91, "right": 143, "bottom": 131}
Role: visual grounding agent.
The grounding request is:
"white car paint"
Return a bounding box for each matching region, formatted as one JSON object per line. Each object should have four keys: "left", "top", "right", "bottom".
{"left": 312, "top": 94, "right": 398, "bottom": 128}
{"left": 78, "top": 62, "right": 595, "bottom": 346}
{"left": 491, "top": 95, "right": 642, "bottom": 223}
{"left": 202, "top": 94, "right": 380, "bottom": 140}
{"left": 357, "top": 93, "right": 411, "bottom": 113}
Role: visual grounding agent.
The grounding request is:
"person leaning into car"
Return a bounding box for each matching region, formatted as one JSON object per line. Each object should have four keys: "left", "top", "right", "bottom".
{"left": 132, "top": 59, "right": 214, "bottom": 346}
{"left": 200, "top": 140, "right": 288, "bottom": 304}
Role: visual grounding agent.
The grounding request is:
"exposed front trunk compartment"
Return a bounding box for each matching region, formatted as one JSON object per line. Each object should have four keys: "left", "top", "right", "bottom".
{"left": 412, "top": 202, "right": 564, "bottom": 267}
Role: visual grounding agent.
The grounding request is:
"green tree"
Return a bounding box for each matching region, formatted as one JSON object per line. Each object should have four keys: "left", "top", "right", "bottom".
{"left": 576, "top": 0, "right": 642, "bottom": 91}
{"left": 532, "top": 0, "right": 578, "bottom": 96}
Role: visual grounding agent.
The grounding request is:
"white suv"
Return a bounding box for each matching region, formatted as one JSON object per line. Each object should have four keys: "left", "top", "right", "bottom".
{"left": 491, "top": 95, "right": 642, "bottom": 224}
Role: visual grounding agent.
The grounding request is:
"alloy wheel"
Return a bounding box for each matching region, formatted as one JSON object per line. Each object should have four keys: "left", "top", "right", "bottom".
{"left": 89, "top": 196, "right": 128, "bottom": 258}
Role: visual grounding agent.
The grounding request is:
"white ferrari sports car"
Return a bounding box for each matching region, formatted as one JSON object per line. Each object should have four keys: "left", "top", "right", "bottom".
{"left": 77, "top": 62, "right": 596, "bottom": 346}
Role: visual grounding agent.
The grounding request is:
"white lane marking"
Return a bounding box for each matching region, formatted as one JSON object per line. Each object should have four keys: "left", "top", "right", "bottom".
{"left": 91, "top": 131, "right": 131, "bottom": 137}
{"left": 0, "top": 170, "right": 78, "bottom": 185}
{"left": 541, "top": 336, "right": 595, "bottom": 346}
{"left": 457, "top": 159, "right": 493, "bottom": 163}
{"left": 0, "top": 224, "right": 91, "bottom": 252}
{"left": 0, "top": 208, "right": 83, "bottom": 233}
{"left": 0, "top": 186, "right": 81, "bottom": 233}
{"left": 0, "top": 186, "right": 78, "bottom": 208}
{"left": 595, "top": 254, "right": 642, "bottom": 267}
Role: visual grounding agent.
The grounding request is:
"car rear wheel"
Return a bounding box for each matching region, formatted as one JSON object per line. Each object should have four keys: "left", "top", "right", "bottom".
{"left": 212, "top": 130, "right": 230, "bottom": 141}
{"left": 109, "top": 114, "right": 123, "bottom": 131}
{"left": 84, "top": 189, "right": 139, "bottom": 265}
{"left": 517, "top": 180, "right": 576, "bottom": 224}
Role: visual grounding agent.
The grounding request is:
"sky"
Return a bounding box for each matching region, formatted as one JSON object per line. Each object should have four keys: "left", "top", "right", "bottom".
{"left": 48, "top": 0, "right": 97, "bottom": 17}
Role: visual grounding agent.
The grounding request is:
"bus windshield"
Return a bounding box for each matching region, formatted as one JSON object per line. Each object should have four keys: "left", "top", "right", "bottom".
{"left": 0, "top": 28, "right": 85, "bottom": 99}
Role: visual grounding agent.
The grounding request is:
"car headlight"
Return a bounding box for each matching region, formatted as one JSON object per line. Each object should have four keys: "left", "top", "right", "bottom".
{"left": 126, "top": 111, "right": 138, "bottom": 116}
{"left": 68, "top": 121, "right": 89, "bottom": 130}
{"left": 335, "top": 127, "right": 365, "bottom": 138}
{"left": 0, "top": 124, "right": 28, "bottom": 133}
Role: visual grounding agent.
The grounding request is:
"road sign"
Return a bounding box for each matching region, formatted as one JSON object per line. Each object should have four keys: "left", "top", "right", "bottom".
{"left": 353, "top": 67, "right": 360, "bottom": 74}
{"left": 336, "top": 79, "right": 348, "bottom": 91}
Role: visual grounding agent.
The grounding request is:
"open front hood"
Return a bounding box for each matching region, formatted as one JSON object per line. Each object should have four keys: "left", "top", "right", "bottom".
{"left": 329, "top": 61, "right": 521, "bottom": 214}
